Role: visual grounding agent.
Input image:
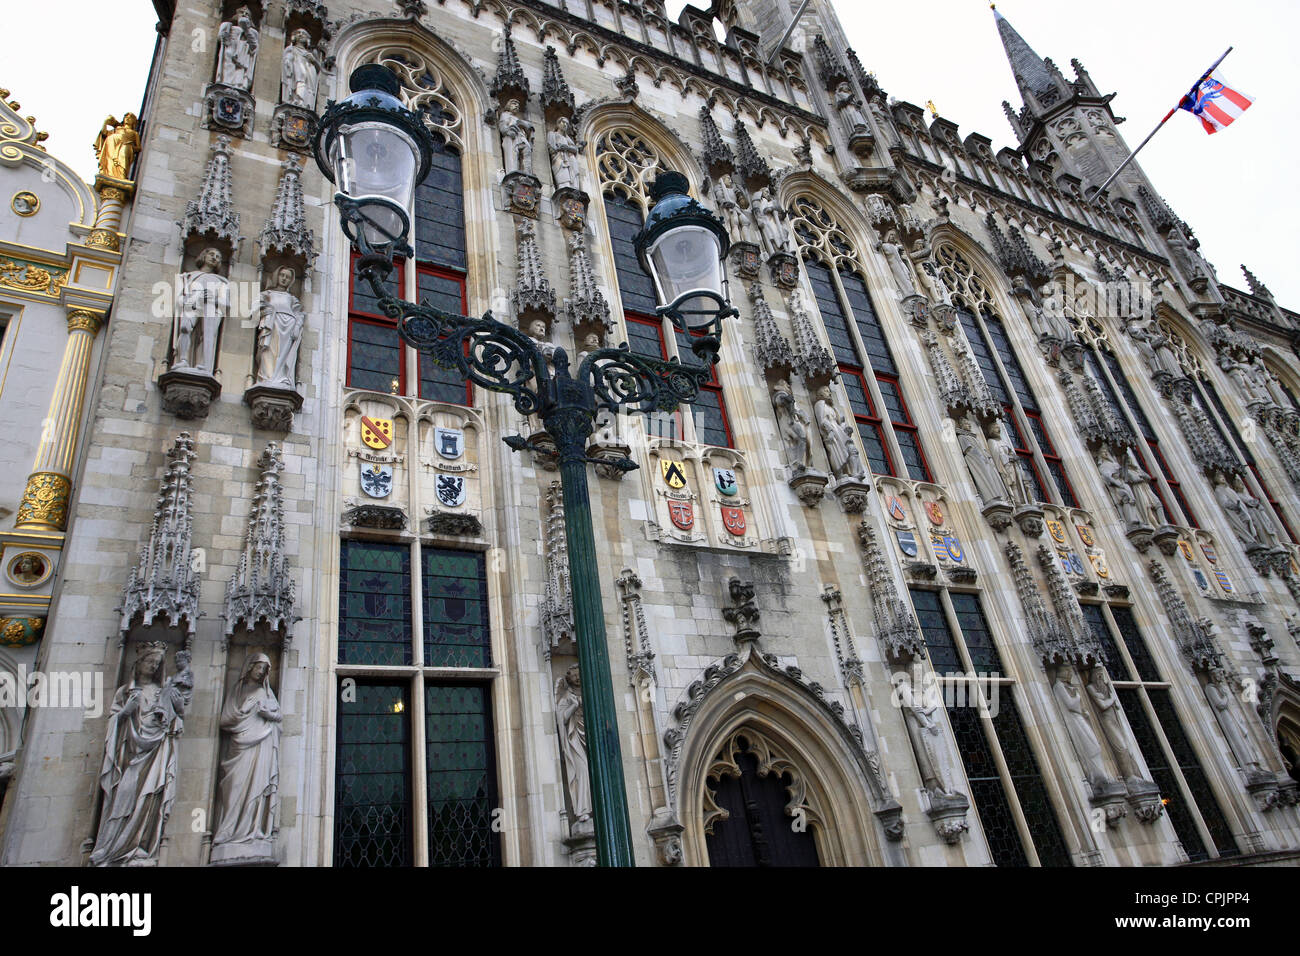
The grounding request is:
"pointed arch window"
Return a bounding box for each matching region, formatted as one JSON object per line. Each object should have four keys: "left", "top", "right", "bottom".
{"left": 596, "top": 129, "right": 732, "bottom": 446}
{"left": 788, "top": 196, "right": 931, "bottom": 480}
{"left": 930, "top": 243, "right": 1076, "bottom": 506}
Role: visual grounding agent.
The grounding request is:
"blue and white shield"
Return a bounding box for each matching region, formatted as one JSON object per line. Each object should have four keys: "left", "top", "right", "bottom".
{"left": 1067, "top": 552, "right": 1085, "bottom": 576}
{"left": 895, "top": 530, "right": 918, "bottom": 557}
{"left": 436, "top": 473, "right": 467, "bottom": 507}
{"left": 361, "top": 463, "right": 393, "bottom": 499}
{"left": 714, "top": 467, "right": 738, "bottom": 496}
{"left": 435, "top": 427, "right": 465, "bottom": 460}
{"left": 943, "top": 534, "right": 964, "bottom": 563}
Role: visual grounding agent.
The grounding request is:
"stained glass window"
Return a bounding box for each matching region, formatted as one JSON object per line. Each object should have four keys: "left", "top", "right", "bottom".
{"left": 423, "top": 548, "right": 491, "bottom": 668}
{"left": 334, "top": 682, "right": 413, "bottom": 867}
{"left": 339, "top": 540, "right": 412, "bottom": 666}
{"left": 426, "top": 683, "right": 501, "bottom": 866}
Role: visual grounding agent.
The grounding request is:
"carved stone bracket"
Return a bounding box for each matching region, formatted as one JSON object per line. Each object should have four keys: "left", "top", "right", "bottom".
{"left": 981, "top": 500, "right": 1014, "bottom": 531}
{"left": 426, "top": 511, "right": 483, "bottom": 536}
{"left": 722, "top": 578, "right": 761, "bottom": 644}
{"left": 832, "top": 477, "right": 871, "bottom": 514}
{"left": 202, "top": 83, "right": 255, "bottom": 137}
{"left": 768, "top": 252, "right": 799, "bottom": 290}
{"left": 270, "top": 103, "right": 316, "bottom": 152}
{"left": 729, "top": 241, "right": 761, "bottom": 281}
{"left": 1013, "top": 504, "right": 1045, "bottom": 537}
{"left": 159, "top": 369, "right": 222, "bottom": 420}
{"left": 343, "top": 503, "right": 407, "bottom": 531}
{"left": 790, "top": 470, "right": 829, "bottom": 508}
{"left": 552, "top": 186, "right": 589, "bottom": 231}
{"left": 244, "top": 384, "right": 303, "bottom": 432}
{"left": 502, "top": 171, "right": 542, "bottom": 218}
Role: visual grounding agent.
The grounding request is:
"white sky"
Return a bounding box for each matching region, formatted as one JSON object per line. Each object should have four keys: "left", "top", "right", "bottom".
{"left": 6, "top": 1, "right": 1296, "bottom": 306}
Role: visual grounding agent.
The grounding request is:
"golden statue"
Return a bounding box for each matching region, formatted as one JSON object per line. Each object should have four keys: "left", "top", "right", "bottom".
{"left": 93, "top": 114, "right": 141, "bottom": 181}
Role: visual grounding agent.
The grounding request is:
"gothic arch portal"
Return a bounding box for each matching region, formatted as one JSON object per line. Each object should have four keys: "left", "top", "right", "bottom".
{"left": 669, "top": 646, "right": 903, "bottom": 866}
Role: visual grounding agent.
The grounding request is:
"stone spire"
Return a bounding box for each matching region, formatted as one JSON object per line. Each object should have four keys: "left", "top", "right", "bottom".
{"left": 733, "top": 120, "right": 771, "bottom": 191}
{"left": 698, "top": 102, "right": 734, "bottom": 177}
{"left": 857, "top": 522, "right": 924, "bottom": 660}
{"left": 1005, "top": 541, "right": 1069, "bottom": 664}
{"left": 564, "top": 231, "right": 611, "bottom": 338}
{"left": 223, "top": 442, "right": 297, "bottom": 640}
{"left": 512, "top": 218, "right": 555, "bottom": 327}
{"left": 541, "top": 45, "right": 575, "bottom": 121}
{"left": 258, "top": 154, "right": 316, "bottom": 262}
{"left": 489, "top": 24, "right": 529, "bottom": 104}
{"left": 789, "top": 292, "right": 836, "bottom": 383}
{"left": 751, "top": 284, "right": 794, "bottom": 373}
{"left": 181, "top": 135, "right": 240, "bottom": 246}
{"left": 1241, "top": 265, "right": 1273, "bottom": 300}
{"left": 1148, "top": 559, "right": 1221, "bottom": 672}
{"left": 119, "top": 433, "right": 201, "bottom": 638}
{"left": 993, "top": 6, "right": 1055, "bottom": 105}
{"left": 1036, "top": 544, "right": 1101, "bottom": 663}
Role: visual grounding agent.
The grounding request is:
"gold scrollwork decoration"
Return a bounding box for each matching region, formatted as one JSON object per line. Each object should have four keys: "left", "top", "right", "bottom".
{"left": 67, "top": 310, "right": 103, "bottom": 334}
{"left": 86, "top": 229, "right": 121, "bottom": 251}
{"left": 0, "top": 256, "right": 69, "bottom": 296}
{"left": 15, "top": 472, "right": 71, "bottom": 530}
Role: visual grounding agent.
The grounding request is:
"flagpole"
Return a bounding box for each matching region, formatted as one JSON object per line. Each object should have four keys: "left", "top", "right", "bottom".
{"left": 1091, "top": 46, "right": 1233, "bottom": 201}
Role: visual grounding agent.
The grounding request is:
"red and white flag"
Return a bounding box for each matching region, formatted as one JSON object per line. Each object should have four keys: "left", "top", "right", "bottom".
{"left": 1178, "top": 70, "right": 1254, "bottom": 134}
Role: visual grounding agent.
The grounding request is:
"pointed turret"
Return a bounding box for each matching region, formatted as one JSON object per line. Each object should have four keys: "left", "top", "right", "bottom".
{"left": 993, "top": 5, "right": 1055, "bottom": 106}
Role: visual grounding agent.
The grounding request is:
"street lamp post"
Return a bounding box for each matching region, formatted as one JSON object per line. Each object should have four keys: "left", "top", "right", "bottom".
{"left": 315, "top": 66, "right": 735, "bottom": 867}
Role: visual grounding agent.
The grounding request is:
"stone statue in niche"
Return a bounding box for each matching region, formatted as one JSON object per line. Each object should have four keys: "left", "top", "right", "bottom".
{"left": 1086, "top": 669, "right": 1143, "bottom": 784}
{"left": 954, "top": 414, "right": 1005, "bottom": 506}
{"left": 211, "top": 652, "right": 281, "bottom": 861}
{"left": 896, "top": 674, "right": 956, "bottom": 796}
{"left": 1204, "top": 671, "right": 1265, "bottom": 773}
{"left": 833, "top": 80, "right": 868, "bottom": 134}
{"left": 987, "top": 417, "right": 1031, "bottom": 505}
{"left": 752, "top": 186, "right": 792, "bottom": 258}
{"left": 875, "top": 232, "right": 917, "bottom": 298}
{"left": 1053, "top": 664, "right": 1109, "bottom": 793}
{"left": 215, "top": 6, "right": 260, "bottom": 91}
{"left": 1097, "top": 446, "right": 1143, "bottom": 528}
{"left": 254, "top": 266, "right": 306, "bottom": 389}
{"left": 554, "top": 664, "right": 591, "bottom": 824}
{"left": 498, "top": 99, "right": 535, "bottom": 176}
{"left": 1126, "top": 449, "right": 1166, "bottom": 526}
{"left": 1212, "top": 471, "right": 1261, "bottom": 549}
{"left": 526, "top": 318, "right": 559, "bottom": 361}
{"left": 814, "top": 386, "right": 865, "bottom": 480}
{"left": 711, "top": 173, "right": 750, "bottom": 243}
{"left": 1237, "top": 475, "right": 1285, "bottom": 549}
{"left": 772, "top": 379, "right": 812, "bottom": 474}
{"left": 1248, "top": 355, "right": 1290, "bottom": 408}
{"left": 547, "top": 116, "right": 583, "bottom": 192}
{"left": 173, "top": 246, "right": 229, "bottom": 376}
{"left": 280, "top": 29, "right": 321, "bottom": 109}
{"left": 1128, "top": 318, "right": 1181, "bottom": 378}
{"left": 89, "top": 642, "right": 183, "bottom": 866}
{"left": 869, "top": 97, "right": 899, "bottom": 150}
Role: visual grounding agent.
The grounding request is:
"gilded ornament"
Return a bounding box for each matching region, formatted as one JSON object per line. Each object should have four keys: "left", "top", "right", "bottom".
{"left": 0, "top": 617, "right": 44, "bottom": 648}
{"left": 93, "top": 113, "right": 141, "bottom": 181}
{"left": 86, "top": 229, "right": 120, "bottom": 250}
{"left": 15, "top": 472, "right": 71, "bottom": 530}
{"left": 11, "top": 190, "right": 38, "bottom": 216}
{"left": 0, "top": 257, "right": 69, "bottom": 296}
{"left": 67, "top": 310, "right": 103, "bottom": 335}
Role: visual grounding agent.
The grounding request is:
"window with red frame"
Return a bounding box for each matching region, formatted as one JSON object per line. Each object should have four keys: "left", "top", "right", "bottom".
{"left": 804, "top": 260, "right": 930, "bottom": 480}
{"left": 346, "top": 136, "right": 471, "bottom": 406}
{"left": 955, "top": 306, "right": 1076, "bottom": 506}
{"left": 605, "top": 193, "right": 733, "bottom": 447}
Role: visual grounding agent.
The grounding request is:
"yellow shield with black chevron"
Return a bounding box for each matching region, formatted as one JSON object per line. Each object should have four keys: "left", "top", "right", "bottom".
{"left": 660, "top": 459, "right": 687, "bottom": 489}
{"left": 360, "top": 416, "right": 393, "bottom": 450}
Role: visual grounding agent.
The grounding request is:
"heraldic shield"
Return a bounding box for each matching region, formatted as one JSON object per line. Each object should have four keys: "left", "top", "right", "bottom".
{"left": 661, "top": 459, "right": 688, "bottom": 489}
{"left": 435, "top": 427, "right": 464, "bottom": 460}
{"left": 668, "top": 499, "right": 694, "bottom": 530}
{"left": 721, "top": 505, "right": 746, "bottom": 535}
{"left": 436, "top": 474, "right": 467, "bottom": 507}
{"left": 361, "top": 463, "right": 393, "bottom": 498}
{"left": 361, "top": 416, "right": 394, "bottom": 450}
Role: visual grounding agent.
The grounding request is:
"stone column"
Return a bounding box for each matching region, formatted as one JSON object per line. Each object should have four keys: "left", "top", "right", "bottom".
{"left": 15, "top": 309, "right": 104, "bottom": 530}
{"left": 87, "top": 175, "right": 134, "bottom": 251}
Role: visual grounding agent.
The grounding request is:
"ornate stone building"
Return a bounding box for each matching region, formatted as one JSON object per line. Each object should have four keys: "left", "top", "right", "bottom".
{"left": 2, "top": 0, "right": 1299, "bottom": 866}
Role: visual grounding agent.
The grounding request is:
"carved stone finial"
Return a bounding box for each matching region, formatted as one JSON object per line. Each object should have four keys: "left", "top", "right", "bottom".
{"left": 698, "top": 104, "right": 734, "bottom": 176}
{"left": 541, "top": 46, "right": 576, "bottom": 121}
{"left": 812, "top": 35, "right": 850, "bottom": 90}
{"left": 181, "top": 135, "right": 240, "bottom": 247}
{"left": 788, "top": 290, "right": 836, "bottom": 383}
{"left": 119, "top": 433, "right": 201, "bottom": 638}
{"left": 258, "top": 154, "right": 316, "bottom": 262}
{"left": 512, "top": 217, "right": 556, "bottom": 329}
{"left": 751, "top": 284, "right": 794, "bottom": 372}
{"left": 564, "top": 231, "right": 612, "bottom": 338}
{"left": 223, "top": 442, "right": 297, "bottom": 641}
{"left": 1148, "top": 560, "right": 1221, "bottom": 672}
{"left": 857, "top": 522, "right": 925, "bottom": 660}
{"left": 1241, "top": 264, "right": 1273, "bottom": 300}
{"left": 733, "top": 120, "right": 771, "bottom": 191}
{"left": 489, "top": 25, "right": 530, "bottom": 104}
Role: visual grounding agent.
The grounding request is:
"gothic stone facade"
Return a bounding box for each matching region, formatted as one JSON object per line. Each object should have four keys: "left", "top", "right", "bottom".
{"left": 2, "top": 0, "right": 1300, "bottom": 867}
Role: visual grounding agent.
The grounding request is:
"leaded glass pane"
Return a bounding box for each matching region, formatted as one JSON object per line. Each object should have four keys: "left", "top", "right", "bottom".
{"left": 689, "top": 389, "right": 731, "bottom": 448}
{"left": 875, "top": 377, "right": 905, "bottom": 422}
{"left": 840, "top": 270, "right": 897, "bottom": 375}
{"left": 840, "top": 372, "right": 875, "bottom": 418}
{"left": 334, "top": 682, "right": 412, "bottom": 867}
{"left": 423, "top": 548, "right": 491, "bottom": 668}
{"left": 416, "top": 271, "right": 470, "bottom": 404}
{"left": 895, "top": 428, "right": 929, "bottom": 482}
{"left": 624, "top": 317, "right": 664, "bottom": 358}
{"left": 1045, "top": 459, "right": 1077, "bottom": 508}
{"left": 1147, "top": 689, "right": 1240, "bottom": 858}
{"left": 605, "top": 195, "right": 658, "bottom": 315}
{"left": 956, "top": 308, "right": 1010, "bottom": 405}
{"left": 1079, "top": 604, "right": 1132, "bottom": 681}
{"left": 909, "top": 588, "right": 962, "bottom": 672}
{"left": 806, "top": 262, "right": 858, "bottom": 367}
{"left": 349, "top": 319, "right": 402, "bottom": 394}
{"left": 1115, "top": 688, "right": 1208, "bottom": 862}
{"left": 991, "top": 694, "right": 1073, "bottom": 866}
{"left": 944, "top": 704, "right": 1029, "bottom": 867}
{"left": 949, "top": 593, "right": 1005, "bottom": 673}
{"left": 856, "top": 422, "right": 891, "bottom": 476}
{"left": 425, "top": 684, "right": 500, "bottom": 866}
{"left": 1109, "top": 607, "right": 1162, "bottom": 683}
{"left": 414, "top": 143, "right": 466, "bottom": 270}
{"left": 1100, "top": 349, "right": 1155, "bottom": 441}
{"left": 984, "top": 312, "right": 1036, "bottom": 411}
{"left": 340, "top": 540, "right": 411, "bottom": 665}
